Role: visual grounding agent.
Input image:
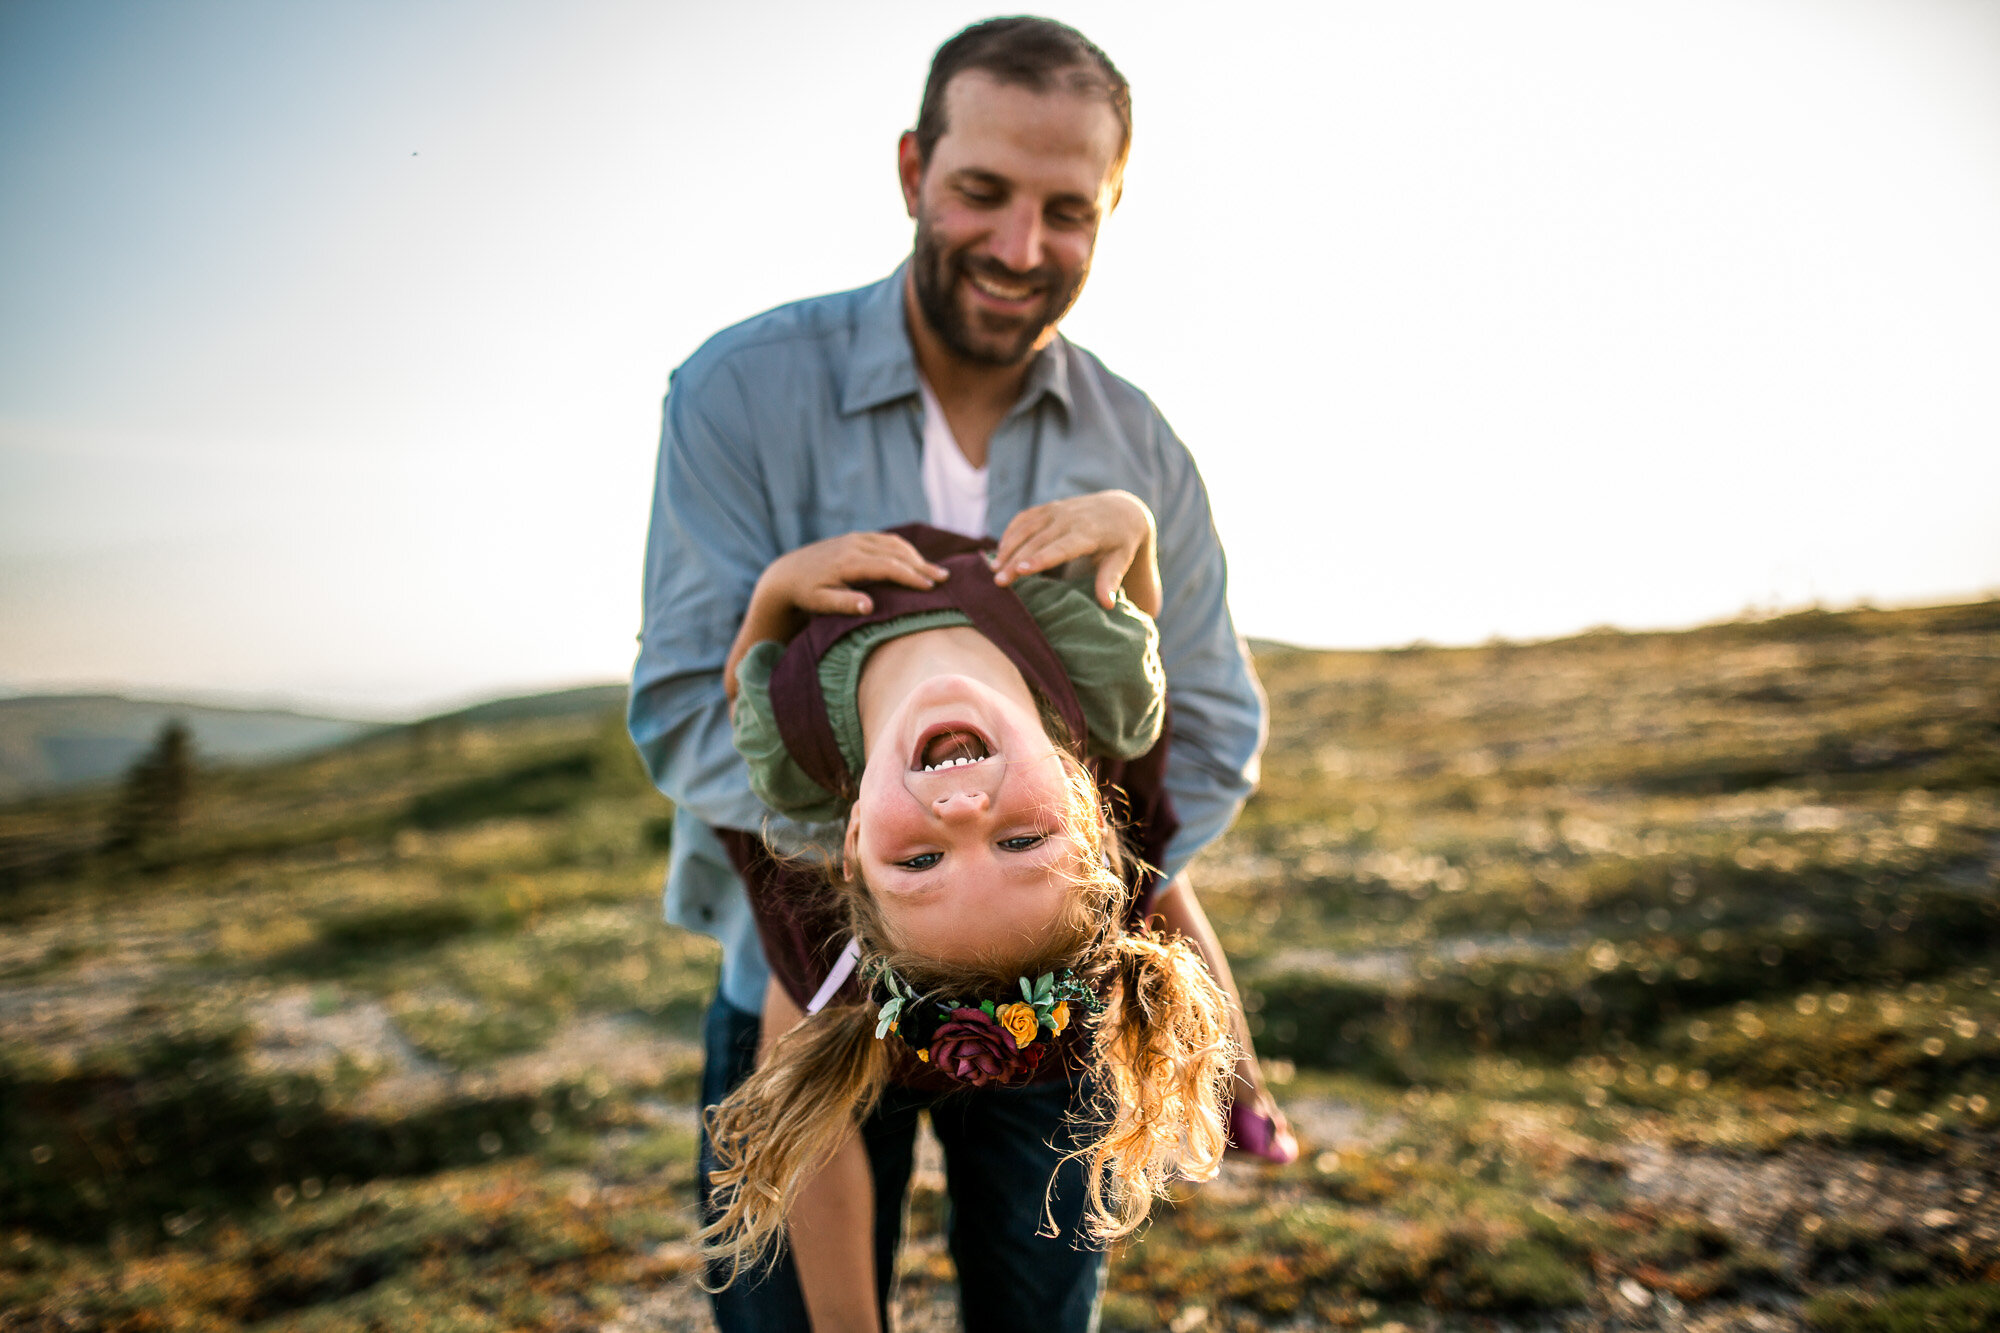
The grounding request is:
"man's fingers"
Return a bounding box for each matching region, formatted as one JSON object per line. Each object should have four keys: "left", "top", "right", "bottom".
{"left": 834, "top": 551, "right": 942, "bottom": 589}
{"left": 1002, "top": 529, "right": 1105, "bottom": 584}
{"left": 1000, "top": 530, "right": 1093, "bottom": 582}
{"left": 1094, "top": 551, "right": 1131, "bottom": 608}
{"left": 995, "top": 535, "right": 1062, "bottom": 581}
{"left": 993, "top": 510, "right": 1055, "bottom": 572}
{"left": 864, "top": 536, "right": 949, "bottom": 586}
{"left": 818, "top": 534, "right": 946, "bottom": 584}
{"left": 798, "top": 586, "right": 872, "bottom": 616}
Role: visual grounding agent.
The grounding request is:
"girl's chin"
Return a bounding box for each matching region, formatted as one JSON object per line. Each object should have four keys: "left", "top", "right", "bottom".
{"left": 902, "top": 672, "right": 1006, "bottom": 711}
{"left": 898, "top": 693, "right": 1036, "bottom": 748}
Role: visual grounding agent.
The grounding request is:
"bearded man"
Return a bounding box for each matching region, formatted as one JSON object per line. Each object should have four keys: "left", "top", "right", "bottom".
{"left": 630, "top": 16, "right": 1270, "bottom": 1332}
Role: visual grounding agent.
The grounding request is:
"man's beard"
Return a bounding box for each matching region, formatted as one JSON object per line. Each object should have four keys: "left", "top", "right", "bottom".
{"left": 910, "top": 215, "right": 1086, "bottom": 368}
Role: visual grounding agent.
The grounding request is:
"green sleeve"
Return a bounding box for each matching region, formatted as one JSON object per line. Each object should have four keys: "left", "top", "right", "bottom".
{"left": 1011, "top": 575, "right": 1167, "bottom": 760}
{"left": 731, "top": 641, "right": 848, "bottom": 824}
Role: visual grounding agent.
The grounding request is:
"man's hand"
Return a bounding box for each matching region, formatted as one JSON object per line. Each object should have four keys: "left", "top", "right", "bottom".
{"left": 724, "top": 533, "right": 948, "bottom": 701}
{"left": 992, "top": 490, "right": 1162, "bottom": 616}
{"left": 761, "top": 531, "right": 949, "bottom": 618}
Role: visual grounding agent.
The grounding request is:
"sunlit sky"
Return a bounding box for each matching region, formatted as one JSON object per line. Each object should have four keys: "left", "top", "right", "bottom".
{"left": 4, "top": 0, "right": 1997, "bottom": 718}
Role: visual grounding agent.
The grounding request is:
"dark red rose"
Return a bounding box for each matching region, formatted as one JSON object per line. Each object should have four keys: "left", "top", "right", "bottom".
{"left": 926, "top": 1007, "right": 1043, "bottom": 1087}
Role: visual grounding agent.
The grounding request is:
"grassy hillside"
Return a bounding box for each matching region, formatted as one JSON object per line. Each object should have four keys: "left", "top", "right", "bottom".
{"left": 2, "top": 600, "right": 1996, "bottom": 1332}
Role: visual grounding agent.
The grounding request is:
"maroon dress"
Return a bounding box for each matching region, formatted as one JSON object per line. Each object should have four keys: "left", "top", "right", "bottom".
{"left": 715, "top": 524, "right": 1177, "bottom": 1088}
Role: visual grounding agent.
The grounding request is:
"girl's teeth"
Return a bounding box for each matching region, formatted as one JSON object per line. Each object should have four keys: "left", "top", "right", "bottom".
{"left": 922, "top": 755, "right": 983, "bottom": 772}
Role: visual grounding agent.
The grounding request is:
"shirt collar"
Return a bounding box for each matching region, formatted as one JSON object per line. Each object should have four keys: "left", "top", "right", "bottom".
{"left": 839, "top": 260, "right": 1074, "bottom": 420}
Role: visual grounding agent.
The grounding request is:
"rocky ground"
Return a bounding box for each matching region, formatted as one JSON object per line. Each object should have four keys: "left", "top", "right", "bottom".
{"left": 4, "top": 600, "right": 1998, "bottom": 1331}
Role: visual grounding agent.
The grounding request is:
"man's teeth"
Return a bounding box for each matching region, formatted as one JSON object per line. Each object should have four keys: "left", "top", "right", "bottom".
{"left": 922, "top": 755, "right": 986, "bottom": 772}
{"left": 969, "top": 274, "right": 1035, "bottom": 301}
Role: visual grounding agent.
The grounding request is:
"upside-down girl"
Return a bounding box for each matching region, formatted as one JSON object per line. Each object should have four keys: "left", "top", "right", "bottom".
{"left": 700, "top": 490, "right": 1295, "bottom": 1332}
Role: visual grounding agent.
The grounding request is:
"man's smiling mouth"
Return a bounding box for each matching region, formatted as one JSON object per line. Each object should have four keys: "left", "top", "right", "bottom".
{"left": 965, "top": 269, "right": 1042, "bottom": 304}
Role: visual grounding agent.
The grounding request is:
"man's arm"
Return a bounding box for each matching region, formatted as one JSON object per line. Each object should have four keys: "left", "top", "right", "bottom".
{"left": 629, "top": 356, "right": 777, "bottom": 834}
{"left": 1145, "top": 415, "right": 1268, "bottom": 880}
{"left": 1151, "top": 873, "right": 1298, "bottom": 1163}
{"left": 629, "top": 356, "right": 790, "bottom": 1016}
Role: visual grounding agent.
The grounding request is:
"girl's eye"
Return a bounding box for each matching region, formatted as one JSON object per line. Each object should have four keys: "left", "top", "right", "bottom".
{"left": 998, "top": 834, "right": 1047, "bottom": 853}
{"left": 896, "top": 852, "right": 943, "bottom": 870}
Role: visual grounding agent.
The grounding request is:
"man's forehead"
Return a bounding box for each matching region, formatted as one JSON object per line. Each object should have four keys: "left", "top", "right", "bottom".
{"left": 931, "top": 69, "right": 1123, "bottom": 173}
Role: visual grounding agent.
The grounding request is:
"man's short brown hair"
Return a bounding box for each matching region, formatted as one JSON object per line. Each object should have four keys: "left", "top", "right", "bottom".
{"left": 914, "top": 16, "right": 1132, "bottom": 180}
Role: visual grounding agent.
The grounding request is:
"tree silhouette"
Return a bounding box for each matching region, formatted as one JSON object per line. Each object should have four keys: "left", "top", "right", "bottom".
{"left": 106, "top": 719, "right": 194, "bottom": 854}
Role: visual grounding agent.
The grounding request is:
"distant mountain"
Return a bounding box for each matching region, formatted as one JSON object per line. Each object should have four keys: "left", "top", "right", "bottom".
{"left": 434, "top": 684, "right": 626, "bottom": 727}
{"left": 0, "top": 684, "right": 637, "bottom": 802}
{"left": 0, "top": 696, "right": 379, "bottom": 800}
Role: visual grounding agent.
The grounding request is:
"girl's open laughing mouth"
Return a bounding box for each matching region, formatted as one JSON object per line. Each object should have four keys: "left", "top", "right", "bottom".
{"left": 912, "top": 723, "right": 994, "bottom": 772}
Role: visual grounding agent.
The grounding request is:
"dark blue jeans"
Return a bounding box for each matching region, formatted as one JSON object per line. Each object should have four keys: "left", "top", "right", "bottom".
{"left": 698, "top": 993, "right": 1106, "bottom": 1333}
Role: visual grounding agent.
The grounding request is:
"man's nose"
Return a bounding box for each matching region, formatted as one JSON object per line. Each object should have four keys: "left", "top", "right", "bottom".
{"left": 932, "top": 790, "right": 991, "bottom": 822}
{"left": 988, "top": 201, "right": 1045, "bottom": 273}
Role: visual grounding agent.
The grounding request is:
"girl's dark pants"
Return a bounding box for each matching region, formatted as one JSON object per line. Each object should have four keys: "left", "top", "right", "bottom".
{"left": 699, "top": 994, "right": 1107, "bottom": 1333}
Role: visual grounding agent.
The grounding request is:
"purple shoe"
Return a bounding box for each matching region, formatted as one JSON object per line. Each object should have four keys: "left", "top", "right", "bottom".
{"left": 1226, "top": 1099, "right": 1300, "bottom": 1165}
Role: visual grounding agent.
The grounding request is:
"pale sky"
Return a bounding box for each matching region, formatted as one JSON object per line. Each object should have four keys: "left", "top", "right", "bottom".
{"left": 4, "top": 0, "right": 1997, "bottom": 717}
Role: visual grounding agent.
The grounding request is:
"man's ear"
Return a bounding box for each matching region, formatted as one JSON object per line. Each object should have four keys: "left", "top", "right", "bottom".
{"left": 897, "top": 131, "right": 924, "bottom": 219}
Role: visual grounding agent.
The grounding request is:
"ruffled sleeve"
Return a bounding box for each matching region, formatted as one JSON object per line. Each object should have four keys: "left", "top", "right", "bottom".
{"left": 1010, "top": 576, "right": 1166, "bottom": 760}
{"left": 732, "top": 641, "right": 848, "bottom": 824}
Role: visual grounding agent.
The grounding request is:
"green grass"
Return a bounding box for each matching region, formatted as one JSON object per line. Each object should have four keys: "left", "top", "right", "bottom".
{"left": 1807, "top": 1284, "right": 2000, "bottom": 1333}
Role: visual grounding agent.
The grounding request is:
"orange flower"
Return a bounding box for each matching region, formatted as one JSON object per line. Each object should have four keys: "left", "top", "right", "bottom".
{"left": 1049, "top": 1001, "right": 1070, "bottom": 1035}
{"left": 996, "top": 1002, "right": 1039, "bottom": 1049}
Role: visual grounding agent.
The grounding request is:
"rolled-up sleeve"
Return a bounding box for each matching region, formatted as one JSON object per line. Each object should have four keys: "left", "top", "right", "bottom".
{"left": 1146, "top": 415, "right": 1267, "bottom": 879}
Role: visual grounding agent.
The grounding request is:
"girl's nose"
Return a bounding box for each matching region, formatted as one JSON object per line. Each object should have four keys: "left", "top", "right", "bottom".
{"left": 932, "top": 790, "right": 991, "bottom": 821}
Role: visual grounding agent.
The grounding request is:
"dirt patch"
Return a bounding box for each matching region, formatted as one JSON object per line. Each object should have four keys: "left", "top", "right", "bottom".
{"left": 1619, "top": 1135, "right": 2000, "bottom": 1261}
{"left": 248, "top": 985, "right": 451, "bottom": 1108}
{"left": 602, "top": 1277, "right": 719, "bottom": 1332}
{"left": 1277, "top": 1091, "right": 1405, "bottom": 1157}
{"left": 489, "top": 1011, "right": 699, "bottom": 1097}
{"left": 0, "top": 973, "right": 163, "bottom": 1066}
{"left": 245, "top": 989, "right": 700, "bottom": 1114}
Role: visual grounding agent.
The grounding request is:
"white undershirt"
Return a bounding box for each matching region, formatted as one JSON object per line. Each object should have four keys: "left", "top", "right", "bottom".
{"left": 917, "top": 376, "right": 988, "bottom": 538}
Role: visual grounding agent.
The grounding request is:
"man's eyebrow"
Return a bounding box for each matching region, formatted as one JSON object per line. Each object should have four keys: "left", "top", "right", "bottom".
{"left": 946, "top": 167, "right": 1008, "bottom": 191}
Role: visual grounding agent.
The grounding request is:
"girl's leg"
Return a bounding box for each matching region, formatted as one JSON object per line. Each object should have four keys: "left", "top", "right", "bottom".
{"left": 698, "top": 992, "right": 811, "bottom": 1331}
{"left": 697, "top": 993, "right": 923, "bottom": 1331}
{"left": 929, "top": 1078, "right": 1106, "bottom": 1333}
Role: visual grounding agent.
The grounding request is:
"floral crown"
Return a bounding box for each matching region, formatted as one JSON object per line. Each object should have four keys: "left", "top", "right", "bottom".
{"left": 869, "top": 963, "right": 1103, "bottom": 1088}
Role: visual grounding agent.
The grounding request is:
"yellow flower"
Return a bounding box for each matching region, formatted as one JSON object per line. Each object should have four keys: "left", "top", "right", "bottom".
{"left": 996, "top": 1002, "right": 1039, "bottom": 1049}
{"left": 1049, "top": 1001, "right": 1070, "bottom": 1035}
{"left": 917, "top": 1048, "right": 930, "bottom": 1062}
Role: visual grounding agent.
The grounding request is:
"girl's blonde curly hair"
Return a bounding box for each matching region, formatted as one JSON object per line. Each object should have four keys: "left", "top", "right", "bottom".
{"left": 698, "top": 744, "right": 1236, "bottom": 1290}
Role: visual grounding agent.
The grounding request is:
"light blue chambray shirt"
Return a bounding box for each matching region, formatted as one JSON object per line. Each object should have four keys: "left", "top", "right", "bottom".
{"left": 628, "top": 264, "right": 1267, "bottom": 1011}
